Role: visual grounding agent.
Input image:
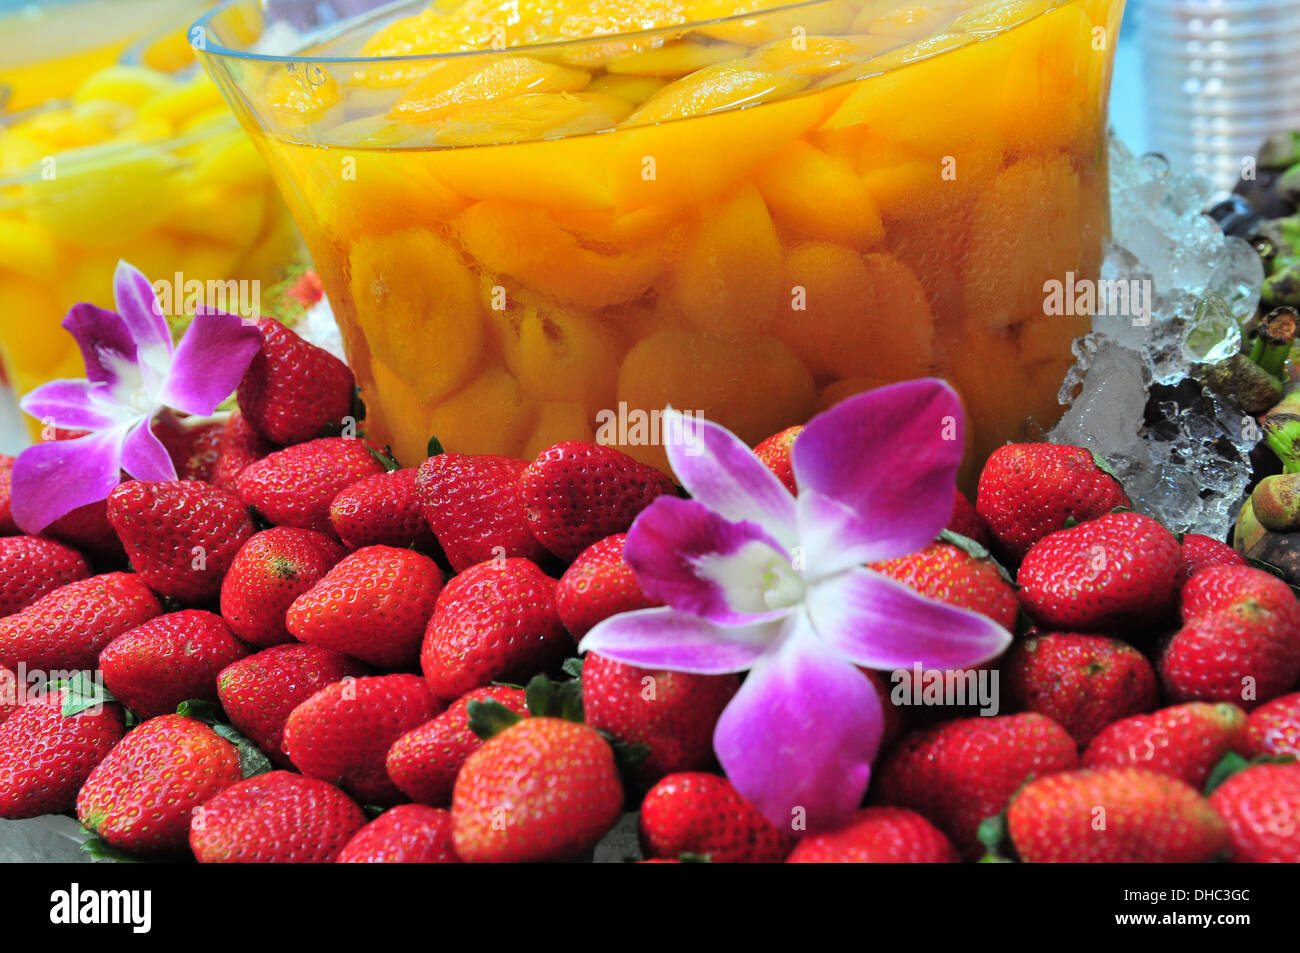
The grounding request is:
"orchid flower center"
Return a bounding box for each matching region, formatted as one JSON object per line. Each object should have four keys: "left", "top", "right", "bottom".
{"left": 759, "top": 556, "right": 806, "bottom": 611}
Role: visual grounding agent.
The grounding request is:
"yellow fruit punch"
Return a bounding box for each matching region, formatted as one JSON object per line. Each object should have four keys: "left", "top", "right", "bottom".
{"left": 0, "top": 64, "right": 300, "bottom": 418}
{"left": 198, "top": 0, "right": 1125, "bottom": 475}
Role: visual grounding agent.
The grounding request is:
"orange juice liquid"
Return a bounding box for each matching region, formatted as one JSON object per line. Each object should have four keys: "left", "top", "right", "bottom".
{"left": 230, "top": 0, "right": 1123, "bottom": 475}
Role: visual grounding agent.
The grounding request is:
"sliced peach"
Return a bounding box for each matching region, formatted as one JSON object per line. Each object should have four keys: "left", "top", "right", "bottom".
{"left": 321, "top": 151, "right": 467, "bottom": 243}
{"left": 428, "top": 133, "right": 616, "bottom": 211}
{"left": 367, "top": 358, "right": 442, "bottom": 469}
{"left": 668, "top": 183, "right": 782, "bottom": 336}
{"left": 850, "top": 2, "right": 965, "bottom": 37}
{"left": 388, "top": 56, "right": 590, "bottom": 122}
{"left": 748, "top": 35, "right": 891, "bottom": 79}
{"left": 607, "top": 41, "right": 746, "bottom": 78}
{"left": 522, "top": 400, "right": 596, "bottom": 460}
{"left": 137, "top": 74, "right": 229, "bottom": 130}
{"left": 348, "top": 228, "right": 485, "bottom": 405}
{"left": 816, "top": 375, "right": 900, "bottom": 412}
{"left": 963, "top": 152, "right": 1085, "bottom": 329}
{"left": 753, "top": 139, "right": 884, "bottom": 247}
{"left": 777, "top": 242, "right": 934, "bottom": 380}
{"left": 72, "top": 65, "right": 177, "bottom": 107}
{"left": 587, "top": 73, "right": 668, "bottom": 105}
{"left": 430, "top": 92, "right": 632, "bottom": 146}
{"left": 625, "top": 62, "right": 808, "bottom": 125}
{"left": 426, "top": 365, "right": 535, "bottom": 457}
{"left": 555, "top": 2, "right": 691, "bottom": 67}
{"left": 456, "top": 199, "right": 668, "bottom": 309}
{"left": 691, "top": 0, "right": 854, "bottom": 45}
{"left": 167, "top": 183, "right": 267, "bottom": 250}
{"left": 617, "top": 328, "right": 814, "bottom": 468}
{"left": 949, "top": 0, "right": 1054, "bottom": 33}
{"left": 1017, "top": 312, "right": 1090, "bottom": 367}
{"left": 0, "top": 217, "right": 58, "bottom": 284}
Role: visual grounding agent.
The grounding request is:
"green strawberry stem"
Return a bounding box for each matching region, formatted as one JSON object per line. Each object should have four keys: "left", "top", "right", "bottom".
{"left": 1250, "top": 307, "right": 1298, "bottom": 378}
{"left": 1262, "top": 389, "right": 1300, "bottom": 473}
{"left": 1203, "top": 750, "right": 1298, "bottom": 796}
{"left": 975, "top": 811, "right": 1015, "bottom": 863}
{"left": 466, "top": 699, "right": 525, "bottom": 740}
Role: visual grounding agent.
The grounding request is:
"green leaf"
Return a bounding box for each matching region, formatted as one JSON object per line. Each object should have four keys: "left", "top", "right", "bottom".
{"left": 677, "top": 852, "right": 712, "bottom": 863}
{"left": 1203, "top": 750, "right": 1298, "bottom": 796}
{"left": 938, "top": 529, "right": 1015, "bottom": 585}
{"left": 1088, "top": 449, "right": 1120, "bottom": 481}
{"left": 524, "top": 673, "right": 584, "bottom": 723}
{"left": 561, "top": 657, "right": 584, "bottom": 679}
{"left": 60, "top": 673, "right": 115, "bottom": 718}
{"left": 600, "top": 731, "right": 649, "bottom": 776}
{"left": 175, "top": 698, "right": 223, "bottom": 723}
{"left": 365, "top": 444, "right": 401, "bottom": 472}
{"left": 975, "top": 810, "right": 1015, "bottom": 862}
{"left": 427, "top": 435, "right": 444, "bottom": 458}
{"left": 362, "top": 804, "right": 386, "bottom": 819}
{"left": 212, "top": 724, "right": 274, "bottom": 779}
{"left": 467, "top": 699, "right": 525, "bottom": 740}
{"left": 80, "top": 834, "right": 141, "bottom": 864}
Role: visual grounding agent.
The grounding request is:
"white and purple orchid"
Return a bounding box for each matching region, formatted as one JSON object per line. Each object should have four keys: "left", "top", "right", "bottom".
{"left": 579, "top": 379, "right": 1013, "bottom": 833}
{"left": 11, "top": 261, "right": 262, "bottom": 533}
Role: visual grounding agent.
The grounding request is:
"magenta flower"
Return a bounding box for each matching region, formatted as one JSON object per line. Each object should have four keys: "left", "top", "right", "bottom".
{"left": 579, "top": 379, "right": 1012, "bottom": 832}
{"left": 12, "top": 261, "right": 261, "bottom": 533}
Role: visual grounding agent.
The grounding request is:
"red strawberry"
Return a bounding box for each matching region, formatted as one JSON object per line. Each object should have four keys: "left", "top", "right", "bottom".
{"left": 237, "top": 316, "right": 355, "bottom": 445}
{"left": 753, "top": 425, "right": 801, "bottom": 494}
{"left": 873, "top": 712, "right": 1078, "bottom": 858}
{"left": 421, "top": 558, "right": 571, "bottom": 699}
{"left": 583, "top": 653, "right": 737, "bottom": 781}
{"left": 414, "top": 453, "right": 547, "bottom": 572}
{"left": 1209, "top": 762, "right": 1300, "bottom": 863}
{"left": 107, "top": 480, "right": 256, "bottom": 603}
{"left": 0, "top": 536, "right": 90, "bottom": 617}
{"left": 0, "top": 664, "right": 18, "bottom": 725}
{"left": 871, "top": 541, "right": 1017, "bottom": 630}
{"left": 1159, "top": 565, "right": 1300, "bottom": 708}
{"left": 556, "top": 534, "right": 661, "bottom": 639}
{"left": 220, "top": 527, "right": 347, "bottom": 647}
{"left": 43, "top": 499, "right": 125, "bottom": 568}
{"left": 330, "top": 468, "right": 437, "bottom": 551}
{"left": 387, "top": 685, "right": 528, "bottom": 806}
{"left": 0, "top": 572, "right": 161, "bottom": 672}
{"left": 0, "top": 455, "right": 16, "bottom": 535}
{"left": 1180, "top": 532, "right": 1246, "bottom": 581}
{"left": 786, "top": 807, "right": 959, "bottom": 863}
{"left": 283, "top": 674, "right": 443, "bottom": 804}
{"left": 520, "top": 441, "right": 677, "bottom": 561}
{"left": 1246, "top": 691, "right": 1300, "bottom": 758}
{"left": 975, "top": 443, "right": 1130, "bottom": 561}
{"left": 1003, "top": 633, "right": 1158, "bottom": 747}
{"left": 190, "top": 770, "right": 365, "bottom": 863}
{"left": 287, "top": 545, "right": 444, "bottom": 669}
{"left": 152, "top": 413, "right": 224, "bottom": 482}
{"left": 217, "top": 644, "right": 367, "bottom": 766}
{"left": 1007, "top": 767, "right": 1229, "bottom": 862}
{"left": 1017, "top": 512, "right": 1182, "bottom": 634}
{"left": 338, "top": 804, "right": 460, "bottom": 863}
{"left": 210, "top": 410, "right": 277, "bottom": 492}
{"left": 236, "top": 438, "right": 386, "bottom": 534}
{"left": 452, "top": 717, "right": 623, "bottom": 862}
{"left": 948, "top": 488, "right": 993, "bottom": 548}
{"left": 639, "top": 772, "right": 795, "bottom": 862}
{"left": 0, "top": 688, "right": 124, "bottom": 818}
{"left": 99, "top": 610, "right": 248, "bottom": 720}
{"left": 1082, "top": 702, "right": 1250, "bottom": 788}
{"left": 76, "top": 714, "right": 242, "bottom": 854}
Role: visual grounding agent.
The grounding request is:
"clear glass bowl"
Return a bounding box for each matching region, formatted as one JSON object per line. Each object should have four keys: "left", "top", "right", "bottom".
{"left": 194, "top": 0, "right": 1126, "bottom": 476}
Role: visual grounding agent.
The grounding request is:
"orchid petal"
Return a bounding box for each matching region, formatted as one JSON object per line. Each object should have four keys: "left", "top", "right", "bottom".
{"left": 9, "top": 424, "right": 131, "bottom": 533}
{"left": 119, "top": 416, "right": 177, "bottom": 482}
{"left": 714, "top": 611, "right": 882, "bottom": 832}
{"left": 61, "top": 303, "right": 138, "bottom": 389}
{"left": 625, "top": 497, "right": 797, "bottom": 625}
{"left": 579, "top": 606, "right": 776, "bottom": 674}
{"left": 792, "top": 379, "right": 964, "bottom": 575}
{"left": 663, "top": 407, "right": 798, "bottom": 549}
{"left": 19, "top": 379, "right": 131, "bottom": 432}
{"left": 156, "top": 306, "right": 262, "bottom": 416}
{"left": 804, "top": 566, "right": 1013, "bottom": 671}
{"left": 112, "top": 261, "right": 173, "bottom": 392}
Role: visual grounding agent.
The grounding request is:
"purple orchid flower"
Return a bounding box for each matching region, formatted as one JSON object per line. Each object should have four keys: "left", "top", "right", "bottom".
{"left": 579, "top": 378, "right": 1012, "bottom": 833}
{"left": 11, "top": 261, "right": 262, "bottom": 533}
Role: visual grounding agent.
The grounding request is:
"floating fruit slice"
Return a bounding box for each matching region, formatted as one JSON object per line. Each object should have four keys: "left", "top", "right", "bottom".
{"left": 430, "top": 92, "right": 632, "bottom": 146}
{"left": 587, "top": 73, "right": 668, "bottom": 105}
{"left": 264, "top": 65, "right": 343, "bottom": 128}
{"left": 963, "top": 152, "right": 1085, "bottom": 329}
{"left": 484, "top": 284, "right": 619, "bottom": 416}
{"left": 426, "top": 365, "right": 535, "bottom": 457}
{"left": 776, "top": 242, "right": 933, "bottom": 380}
{"left": 428, "top": 130, "right": 616, "bottom": 210}
{"left": 753, "top": 139, "right": 884, "bottom": 247}
{"left": 72, "top": 65, "right": 177, "bottom": 107}
{"left": 522, "top": 400, "right": 595, "bottom": 460}
{"left": 348, "top": 229, "right": 485, "bottom": 405}
{"left": 950, "top": 0, "right": 1054, "bottom": 33}
{"left": 607, "top": 40, "right": 747, "bottom": 78}
{"left": 816, "top": 376, "right": 899, "bottom": 412}
{"left": 457, "top": 199, "right": 667, "bottom": 308}
{"left": 625, "top": 61, "right": 809, "bottom": 124}
{"left": 166, "top": 181, "right": 268, "bottom": 250}
{"left": 389, "top": 56, "right": 590, "bottom": 121}
{"left": 555, "top": 2, "right": 692, "bottom": 68}
{"left": 947, "top": 327, "right": 1038, "bottom": 487}
{"left": 1017, "top": 311, "right": 1090, "bottom": 367}
{"left": 137, "top": 74, "right": 229, "bottom": 130}
{"left": 691, "top": 0, "right": 854, "bottom": 45}
{"left": 668, "top": 183, "right": 782, "bottom": 336}
{"left": 850, "top": 2, "right": 965, "bottom": 37}
{"left": 618, "top": 329, "right": 815, "bottom": 469}
{"left": 321, "top": 152, "right": 467, "bottom": 243}
{"left": 748, "top": 35, "right": 888, "bottom": 78}
{"left": 189, "top": 131, "right": 281, "bottom": 192}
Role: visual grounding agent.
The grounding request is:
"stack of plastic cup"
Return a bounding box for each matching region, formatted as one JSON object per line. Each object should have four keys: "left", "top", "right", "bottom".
{"left": 1142, "top": 0, "right": 1300, "bottom": 192}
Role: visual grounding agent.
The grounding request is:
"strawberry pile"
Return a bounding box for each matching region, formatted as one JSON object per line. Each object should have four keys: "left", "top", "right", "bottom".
{"left": 0, "top": 322, "right": 1298, "bottom": 864}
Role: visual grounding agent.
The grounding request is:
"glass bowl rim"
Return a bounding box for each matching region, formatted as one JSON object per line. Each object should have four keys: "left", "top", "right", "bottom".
{"left": 189, "top": 0, "right": 854, "bottom": 64}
